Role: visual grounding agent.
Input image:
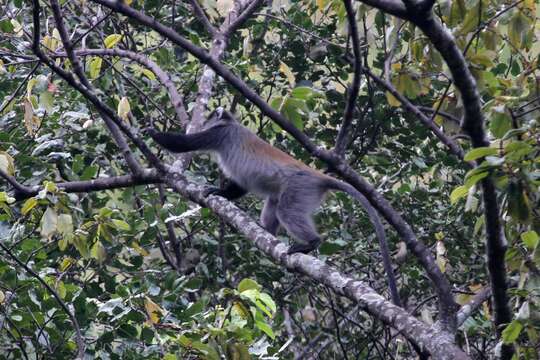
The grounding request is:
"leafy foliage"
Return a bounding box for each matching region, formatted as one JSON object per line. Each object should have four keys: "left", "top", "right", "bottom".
{"left": 0, "top": 0, "right": 539, "bottom": 358}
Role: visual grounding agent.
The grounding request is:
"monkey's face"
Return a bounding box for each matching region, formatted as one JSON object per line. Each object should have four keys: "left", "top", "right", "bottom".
{"left": 203, "top": 108, "right": 237, "bottom": 131}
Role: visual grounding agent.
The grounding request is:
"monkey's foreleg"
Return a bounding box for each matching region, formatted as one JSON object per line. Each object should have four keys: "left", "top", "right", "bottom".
{"left": 204, "top": 180, "right": 247, "bottom": 200}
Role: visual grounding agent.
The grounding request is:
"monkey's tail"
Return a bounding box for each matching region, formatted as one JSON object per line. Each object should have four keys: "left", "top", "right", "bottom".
{"left": 326, "top": 178, "right": 401, "bottom": 306}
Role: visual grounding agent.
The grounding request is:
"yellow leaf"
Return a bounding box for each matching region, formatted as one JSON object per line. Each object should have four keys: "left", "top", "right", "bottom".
{"left": 0, "top": 152, "right": 15, "bottom": 176}
{"left": 21, "top": 197, "right": 38, "bottom": 215}
{"left": 40, "top": 207, "right": 58, "bottom": 239}
{"left": 90, "top": 241, "right": 106, "bottom": 262}
{"left": 59, "top": 257, "right": 74, "bottom": 271}
{"left": 88, "top": 57, "right": 102, "bottom": 79}
{"left": 144, "top": 296, "right": 164, "bottom": 324}
{"left": 316, "top": 0, "right": 326, "bottom": 11}
{"left": 141, "top": 68, "right": 156, "bottom": 81}
{"left": 131, "top": 241, "right": 149, "bottom": 256}
{"left": 386, "top": 91, "right": 401, "bottom": 107}
{"left": 117, "top": 97, "right": 131, "bottom": 120}
{"left": 51, "top": 28, "right": 61, "bottom": 51}
{"left": 279, "top": 61, "right": 295, "bottom": 87}
{"left": 104, "top": 34, "right": 123, "bottom": 49}
{"left": 436, "top": 240, "right": 447, "bottom": 273}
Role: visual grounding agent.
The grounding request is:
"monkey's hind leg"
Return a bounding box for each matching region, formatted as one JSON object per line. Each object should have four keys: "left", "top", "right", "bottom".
{"left": 276, "top": 177, "right": 324, "bottom": 254}
{"left": 261, "top": 197, "right": 280, "bottom": 235}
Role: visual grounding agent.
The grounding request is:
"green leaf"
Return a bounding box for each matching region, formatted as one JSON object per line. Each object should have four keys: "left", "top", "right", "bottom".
{"left": 458, "top": 2, "right": 480, "bottom": 35}
{"left": 521, "top": 231, "right": 539, "bottom": 250}
{"left": 88, "top": 57, "right": 102, "bottom": 79}
{"left": 464, "top": 147, "right": 497, "bottom": 161}
{"left": 507, "top": 182, "right": 531, "bottom": 222}
{"left": 39, "top": 91, "right": 54, "bottom": 113}
{"left": 57, "top": 214, "right": 73, "bottom": 235}
{"left": 104, "top": 34, "right": 123, "bottom": 49}
{"left": 464, "top": 171, "right": 489, "bottom": 188}
{"left": 490, "top": 110, "right": 512, "bottom": 139}
{"left": 255, "top": 320, "right": 275, "bottom": 339}
{"left": 238, "top": 278, "right": 260, "bottom": 293}
{"left": 40, "top": 207, "right": 58, "bottom": 239}
{"left": 450, "top": 186, "right": 468, "bottom": 204}
{"left": 111, "top": 219, "right": 130, "bottom": 231}
{"left": 508, "top": 11, "right": 530, "bottom": 48}
{"left": 258, "top": 293, "right": 276, "bottom": 314}
{"left": 0, "top": 19, "right": 14, "bottom": 33}
{"left": 80, "top": 165, "right": 98, "bottom": 180}
{"left": 502, "top": 320, "right": 523, "bottom": 344}
{"left": 21, "top": 198, "right": 38, "bottom": 215}
{"left": 90, "top": 241, "right": 107, "bottom": 263}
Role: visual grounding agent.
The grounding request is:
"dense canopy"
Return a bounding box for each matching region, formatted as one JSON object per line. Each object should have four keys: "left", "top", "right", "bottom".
{"left": 0, "top": 0, "right": 539, "bottom": 359}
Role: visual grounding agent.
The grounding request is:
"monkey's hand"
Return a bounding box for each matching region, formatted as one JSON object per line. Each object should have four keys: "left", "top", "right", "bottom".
{"left": 287, "top": 241, "right": 320, "bottom": 255}
{"left": 203, "top": 186, "right": 223, "bottom": 198}
{"left": 142, "top": 127, "right": 158, "bottom": 137}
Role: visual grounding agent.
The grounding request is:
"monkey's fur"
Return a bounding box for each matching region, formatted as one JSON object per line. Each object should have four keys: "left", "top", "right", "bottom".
{"left": 147, "top": 109, "right": 387, "bottom": 255}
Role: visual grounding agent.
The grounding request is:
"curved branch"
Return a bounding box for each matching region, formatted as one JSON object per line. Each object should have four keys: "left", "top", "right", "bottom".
{"left": 354, "top": 0, "right": 410, "bottom": 19}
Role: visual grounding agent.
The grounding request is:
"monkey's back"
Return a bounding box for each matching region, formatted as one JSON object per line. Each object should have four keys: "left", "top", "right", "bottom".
{"left": 216, "top": 125, "right": 325, "bottom": 197}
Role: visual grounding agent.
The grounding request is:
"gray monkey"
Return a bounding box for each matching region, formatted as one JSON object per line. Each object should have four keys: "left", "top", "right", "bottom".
{"left": 146, "top": 109, "right": 387, "bottom": 255}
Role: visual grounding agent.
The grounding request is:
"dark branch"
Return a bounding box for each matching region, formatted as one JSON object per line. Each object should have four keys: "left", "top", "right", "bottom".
{"left": 188, "top": 0, "right": 218, "bottom": 36}
{"left": 355, "top": 0, "right": 410, "bottom": 19}
{"left": 335, "top": 0, "right": 363, "bottom": 156}
{"left": 0, "top": 168, "right": 161, "bottom": 201}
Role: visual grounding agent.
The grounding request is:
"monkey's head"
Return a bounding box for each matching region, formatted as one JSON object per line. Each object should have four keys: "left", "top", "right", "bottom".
{"left": 203, "top": 107, "right": 237, "bottom": 131}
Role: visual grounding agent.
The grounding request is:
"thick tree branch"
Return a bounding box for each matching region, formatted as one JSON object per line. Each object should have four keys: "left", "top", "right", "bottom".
{"left": 162, "top": 175, "right": 468, "bottom": 360}
{"left": 354, "top": 0, "right": 410, "bottom": 19}
{"left": 90, "top": 0, "right": 456, "bottom": 328}
{"left": 406, "top": 9, "right": 513, "bottom": 356}
{"left": 335, "top": 0, "right": 363, "bottom": 156}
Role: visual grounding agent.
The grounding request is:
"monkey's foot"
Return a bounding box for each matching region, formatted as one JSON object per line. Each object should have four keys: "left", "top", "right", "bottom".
{"left": 287, "top": 241, "right": 320, "bottom": 255}
{"left": 203, "top": 186, "right": 222, "bottom": 197}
